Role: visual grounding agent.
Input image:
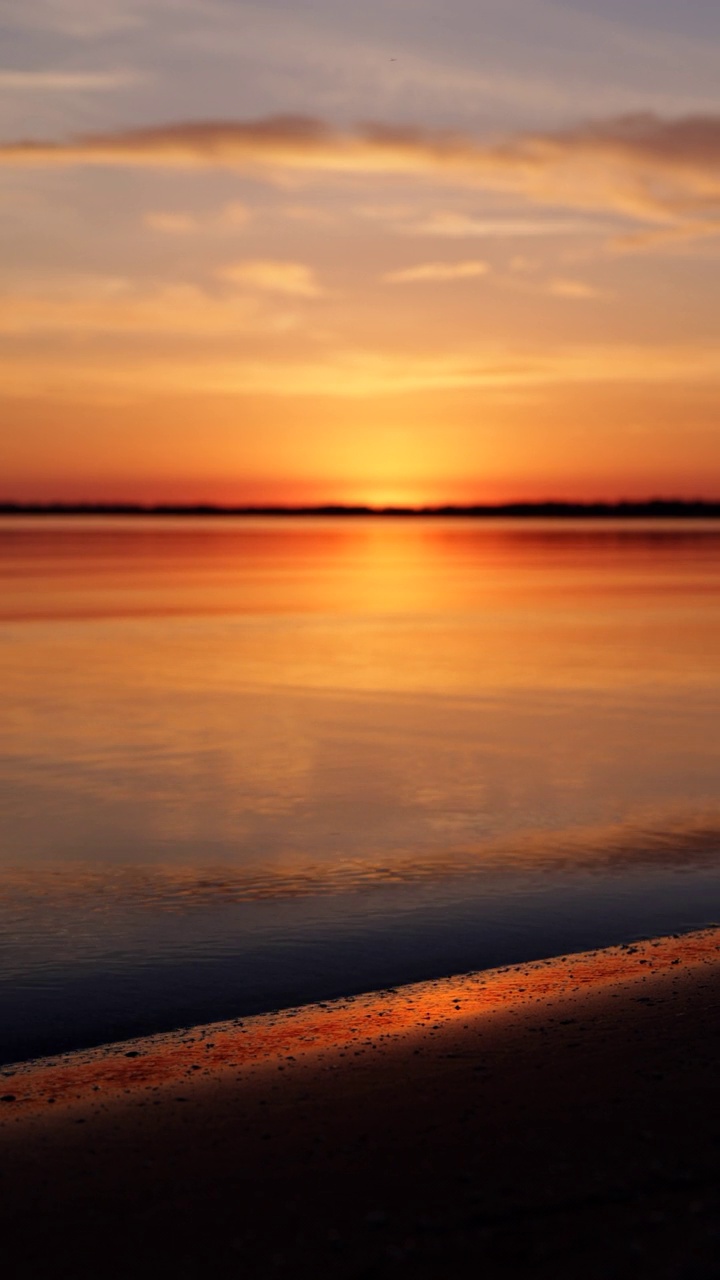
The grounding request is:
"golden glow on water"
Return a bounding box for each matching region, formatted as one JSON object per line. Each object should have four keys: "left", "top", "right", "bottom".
{"left": 0, "top": 517, "right": 719, "bottom": 1060}
{"left": 1, "top": 518, "right": 718, "bottom": 890}
{"left": 3, "top": 518, "right": 719, "bottom": 690}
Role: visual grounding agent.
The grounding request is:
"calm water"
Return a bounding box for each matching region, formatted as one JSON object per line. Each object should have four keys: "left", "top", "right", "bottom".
{"left": 1, "top": 517, "right": 719, "bottom": 1064}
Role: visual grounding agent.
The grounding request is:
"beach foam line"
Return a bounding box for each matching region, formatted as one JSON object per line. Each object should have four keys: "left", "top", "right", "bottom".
{"left": 2, "top": 926, "right": 719, "bottom": 1120}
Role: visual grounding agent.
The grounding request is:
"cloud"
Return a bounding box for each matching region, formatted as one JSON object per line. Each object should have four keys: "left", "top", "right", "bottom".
{"left": 0, "top": 70, "right": 137, "bottom": 92}
{"left": 0, "top": 278, "right": 300, "bottom": 336}
{"left": 2, "top": 342, "right": 720, "bottom": 405}
{"left": 404, "top": 213, "right": 604, "bottom": 238}
{"left": 144, "top": 212, "right": 199, "bottom": 234}
{"left": 217, "top": 259, "right": 324, "bottom": 297}
{"left": 220, "top": 201, "right": 252, "bottom": 228}
{"left": 548, "top": 278, "right": 606, "bottom": 300}
{"left": 7, "top": 0, "right": 146, "bottom": 38}
{"left": 144, "top": 202, "right": 251, "bottom": 235}
{"left": 3, "top": 111, "right": 720, "bottom": 238}
{"left": 281, "top": 204, "right": 336, "bottom": 225}
{"left": 384, "top": 260, "right": 489, "bottom": 284}
{"left": 2, "top": 112, "right": 720, "bottom": 242}
{"left": 609, "top": 220, "right": 720, "bottom": 254}
{"left": 509, "top": 255, "right": 539, "bottom": 272}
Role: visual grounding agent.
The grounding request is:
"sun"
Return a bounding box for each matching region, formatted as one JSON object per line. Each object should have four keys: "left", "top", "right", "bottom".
{"left": 356, "top": 487, "right": 426, "bottom": 510}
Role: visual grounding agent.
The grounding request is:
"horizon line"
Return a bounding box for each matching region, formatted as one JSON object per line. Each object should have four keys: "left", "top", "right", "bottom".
{"left": 2, "top": 499, "right": 720, "bottom": 518}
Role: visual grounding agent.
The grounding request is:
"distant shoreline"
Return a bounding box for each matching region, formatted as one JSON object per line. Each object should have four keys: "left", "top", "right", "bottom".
{"left": 2, "top": 500, "right": 720, "bottom": 519}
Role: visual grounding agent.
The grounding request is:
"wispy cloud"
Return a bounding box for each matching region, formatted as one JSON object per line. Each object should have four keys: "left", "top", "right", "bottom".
{"left": 0, "top": 277, "right": 300, "bottom": 336}
{"left": 609, "top": 221, "right": 720, "bottom": 254}
{"left": 403, "top": 213, "right": 604, "bottom": 238}
{"left": 281, "top": 204, "right": 337, "bottom": 225}
{"left": 144, "top": 212, "right": 199, "bottom": 234}
{"left": 2, "top": 112, "right": 720, "bottom": 243}
{"left": 219, "top": 201, "right": 253, "bottom": 228}
{"left": 2, "top": 342, "right": 720, "bottom": 404}
{"left": 384, "top": 260, "right": 489, "bottom": 284}
{"left": 548, "top": 278, "right": 606, "bottom": 300}
{"left": 217, "top": 259, "right": 324, "bottom": 297}
{"left": 144, "top": 202, "right": 251, "bottom": 234}
{"left": 7, "top": 0, "right": 146, "bottom": 38}
{"left": 0, "top": 69, "right": 137, "bottom": 92}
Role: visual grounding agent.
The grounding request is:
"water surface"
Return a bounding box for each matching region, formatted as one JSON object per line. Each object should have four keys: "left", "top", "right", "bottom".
{"left": 1, "top": 517, "right": 719, "bottom": 1063}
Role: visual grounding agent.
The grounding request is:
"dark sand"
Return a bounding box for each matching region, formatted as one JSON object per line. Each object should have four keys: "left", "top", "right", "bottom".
{"left": 1, "top": 928, "right": 719, "bottom": 1279}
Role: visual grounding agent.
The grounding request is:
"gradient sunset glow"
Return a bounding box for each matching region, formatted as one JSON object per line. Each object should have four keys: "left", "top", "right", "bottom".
{"left": 1, "top": 1, "right": 719, "bottom": 505}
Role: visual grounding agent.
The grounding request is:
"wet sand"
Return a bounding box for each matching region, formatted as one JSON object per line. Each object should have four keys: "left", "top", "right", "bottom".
{"left": 1, "top": 927, "right": 719, "bottom": 1278}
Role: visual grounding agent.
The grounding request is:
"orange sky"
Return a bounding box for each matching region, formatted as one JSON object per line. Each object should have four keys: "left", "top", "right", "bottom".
{"left": 1, "top": 1, "right": 719, "bottom": 503}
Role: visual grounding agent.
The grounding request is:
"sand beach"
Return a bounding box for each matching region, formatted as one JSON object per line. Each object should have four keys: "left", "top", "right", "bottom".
{"left": 1, "top": 927, "right": 719, "bottom": 1278}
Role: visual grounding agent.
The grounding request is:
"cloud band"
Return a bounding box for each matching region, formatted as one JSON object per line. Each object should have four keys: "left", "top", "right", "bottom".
{"left": 2, "top": 112, "right": 720, "bottom": 234}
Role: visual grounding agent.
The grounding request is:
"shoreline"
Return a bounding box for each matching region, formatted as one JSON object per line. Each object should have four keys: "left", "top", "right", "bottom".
{"left": 2, "top": 926, "right": 719, "bottom": 1115}
{"left": 2, "top": 927, "right": 720, "bottom": 1277}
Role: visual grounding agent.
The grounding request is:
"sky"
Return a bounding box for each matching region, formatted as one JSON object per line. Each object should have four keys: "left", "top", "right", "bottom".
{"left": 1, "top": 0, "right": 720, "bottom": 505}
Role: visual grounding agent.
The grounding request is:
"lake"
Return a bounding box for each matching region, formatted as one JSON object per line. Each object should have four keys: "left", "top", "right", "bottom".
{"left": 1, "top": 516, "right": 719, "bottom": 1064}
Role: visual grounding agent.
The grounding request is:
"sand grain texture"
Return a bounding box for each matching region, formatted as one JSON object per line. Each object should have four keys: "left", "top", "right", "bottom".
{"left": 1, "top": 928, "right": 719, "bottom": 1278}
